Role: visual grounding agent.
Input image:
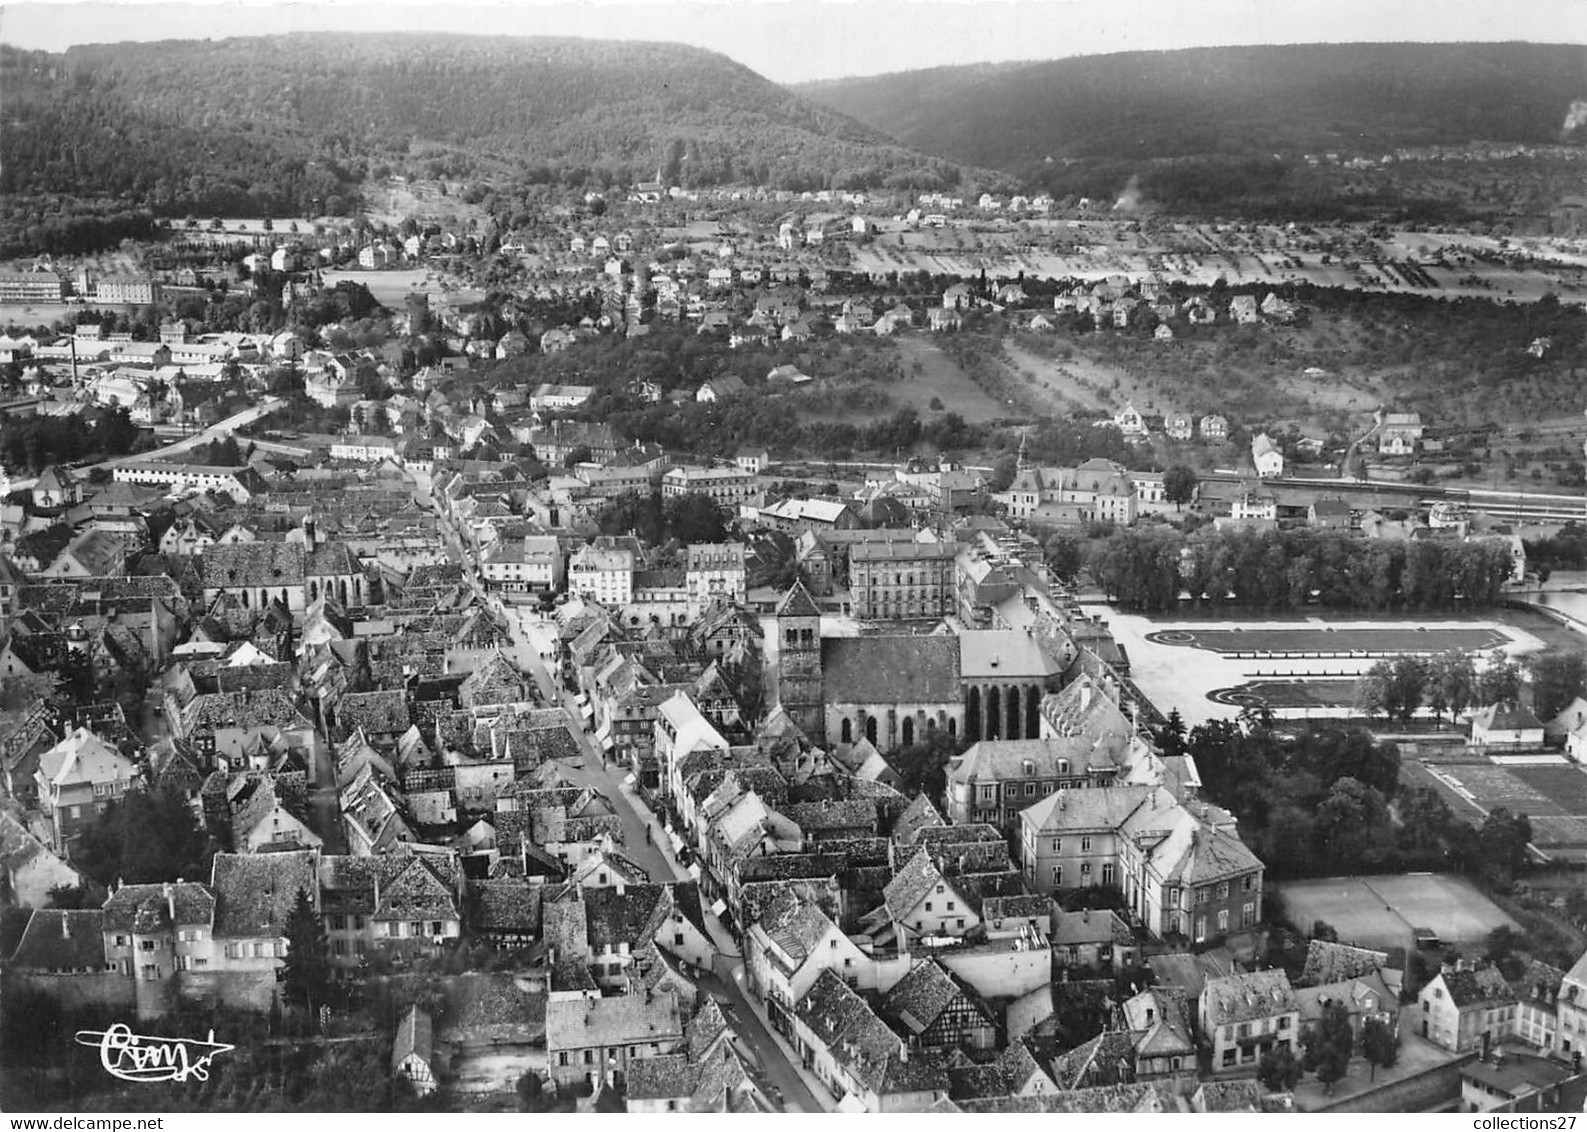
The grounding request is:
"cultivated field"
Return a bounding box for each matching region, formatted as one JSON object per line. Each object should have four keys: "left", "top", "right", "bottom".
{"left": 1276, "top": 873, "right": 1518, "bottom": 950}
{"left": 1405, "top": 756, "right": 1587, "bottom": 861}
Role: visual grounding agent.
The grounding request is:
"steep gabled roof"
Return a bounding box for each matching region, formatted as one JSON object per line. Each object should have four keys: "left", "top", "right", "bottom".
{"left": 774, "top": 580, "right": 821, "bottom": 619}
{"left": 9, "top": 909, "right": 108, "bottom": 971}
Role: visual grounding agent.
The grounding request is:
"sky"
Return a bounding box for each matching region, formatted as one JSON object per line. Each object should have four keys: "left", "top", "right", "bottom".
{"left": 0, "top": 0, "right": 1582, "bottom": 82}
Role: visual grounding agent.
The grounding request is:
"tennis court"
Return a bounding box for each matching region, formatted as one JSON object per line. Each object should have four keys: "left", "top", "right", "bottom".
{"left": 1277, "top": 873, "right": 1517, "bottom": 950}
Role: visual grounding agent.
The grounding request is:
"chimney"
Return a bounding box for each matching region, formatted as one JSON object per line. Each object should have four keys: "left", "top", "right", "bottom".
{"left": 61, "top": 914, "right": 71, "bottom": 940}
{"left": 1083, "top": 908, "right": 1090, "bottom": 923}
{"left": 164, "top": 881, "right": 176, "bottom": 923}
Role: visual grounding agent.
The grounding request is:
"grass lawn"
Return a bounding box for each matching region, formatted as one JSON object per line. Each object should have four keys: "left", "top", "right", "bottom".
{"left": 1146, "top": 626, "right": 1505, "bottom": 654}
{"left": 884, "top": 337, "right": 1010, "bottom": 423}
{"left": 1209, "top": 679, "right": 1361, "bottom": 708}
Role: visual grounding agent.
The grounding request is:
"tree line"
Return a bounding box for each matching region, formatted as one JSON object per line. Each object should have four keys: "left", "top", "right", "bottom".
{"left": 1089, "top": 525, "right": 1516, "bottom": 613}
{"left": 1359, "top": 650, "right": 1587, "bottom": 724}
{"left": 0, "top": 407, "right": 140, "bottom": 475}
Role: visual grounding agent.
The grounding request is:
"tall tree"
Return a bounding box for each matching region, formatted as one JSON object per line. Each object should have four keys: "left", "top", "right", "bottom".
{"left": 1043, "top": 534, "right": 1084, "bottom": 583}
{"left": 1163, "top": 464, "right": 1198, "bottom": 510}
{"left": 1360, "top": 1018, "right": 1397, "bottom": 1082}
{"left": 1259, "top": 1043, "right": 1302, "bottom": 1092}
{"left": 1303, "top": 999, "right": 1354, "bottom": 1091}
{"left": 281, "top": 888, "right": 331, "bottom": 1013}
{"left": 1527, "top": 651, "right": 1587, "bottom": 722}
{"left": 75, "top": 787, "right": 214, "bottom": 888}
{"left": 1477, "top": 652, "right": 1524, "bottom": 707}
{"left": 1432, "top": 651, "right": 1477, "bottom": 721}
{"left": 1477, "top": 807, "right": 1534, "bottom": 885}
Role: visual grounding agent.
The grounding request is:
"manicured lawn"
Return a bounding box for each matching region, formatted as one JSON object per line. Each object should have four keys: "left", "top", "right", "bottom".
{"left": 1208, "top": 679, "right": 1361, "bottom": 708}
{"left": 1148, "top": 626, "right": 1505, "bottom": 655}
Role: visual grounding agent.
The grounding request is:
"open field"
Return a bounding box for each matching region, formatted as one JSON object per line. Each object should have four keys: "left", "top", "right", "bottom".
{"left": 876, "top": 337, "right": 1010, "bottom": 422}
{"left": 1275, "top": 873, "right": 1518, "bottom": 950}
{"left": 0, "top": 302, "right": 94, "bottom": 328}
{"left": 1146, "top": 626, "right": 1507, "bottom": 655}
{"left": 321, "top": 268, "right": 482, "bottom": 308}
{"left": 1002, "top": 341, "right": 1122, "bottom": 413}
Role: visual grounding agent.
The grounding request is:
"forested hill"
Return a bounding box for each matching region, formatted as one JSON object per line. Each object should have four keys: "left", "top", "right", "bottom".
{"left": 796, "top": 42, "right": 1587, "bottom": 175}
{"left": 0, "top": 32, "right": 974, "bottom": 220}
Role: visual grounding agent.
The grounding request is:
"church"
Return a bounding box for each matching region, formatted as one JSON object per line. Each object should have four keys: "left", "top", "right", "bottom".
{"left": 772, "top": 582, "right": 1073, "bottom": 752}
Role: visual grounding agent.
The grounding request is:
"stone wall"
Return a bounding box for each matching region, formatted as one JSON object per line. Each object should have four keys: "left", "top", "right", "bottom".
{"left": 1314, "top": 1051, "right": 1476, "bottom": 1114}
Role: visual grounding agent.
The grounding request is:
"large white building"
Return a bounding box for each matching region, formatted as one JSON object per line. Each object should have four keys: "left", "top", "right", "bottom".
{"left": 568, "top": 544, "right": 635, "bottom": 606}
{"left": 685, "top": 542, "right": 747, "bottom": 610}
{"left": 662, "top": 466, "right": 758, "bottom": 508}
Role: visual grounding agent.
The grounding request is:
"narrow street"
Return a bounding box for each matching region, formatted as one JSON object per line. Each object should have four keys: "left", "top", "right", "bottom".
{"left": 425, "top": 478, "right": 827, "bottom": 1113}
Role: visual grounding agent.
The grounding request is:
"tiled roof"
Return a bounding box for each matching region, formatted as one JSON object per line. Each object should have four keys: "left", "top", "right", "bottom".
{"left": 981, "top": 894, "right": 1051, "bottom": 921}
{"left": 9, "top": 909, "right": 108, "bottom": 970}
{"left": 196, "top": 542, "right": 306, "bottom": 589}
{"left": 759, "top": 893, "right": 835, "bottom": 967}
{"left": 1052, "top": 908, "right": 1134, "bottom": 947}
{"left": 436, "top": 972, "right": 546, "bottom": 1042}
{"left": 1052, "top": 1029, "right": 1137, "bottom": 1090}
{"left": 774, "top": 581, "right": 820, "bottom": 618}
{"left": 960, "top": 739, "right": 1128, "bottom": 792}
{"left": 392, "top": 1005, "right": 433, "bottom": 1069}
{"left": 1442, "top": 965, "right": 1514, "bottom": 1009}
{"left": 1301, "top": 939, "right": 1389, "bottom": 986}
{"left": 336, "top": 690, "right": 410, "bottom": 739}
{"left": 781, "top": 798, "right": 878, "bottom": 836}
{"left": 1295, "top": 971, "right": 1395, "bottom": 1024}
{"left": 1123, "top": 988, "right": 1195, "bottom": 1059}
{"left": 625, "top": 1053, "right": 696, "bottom": 1100}
{"left": 882, "top": 959, "right": 966, "bottom": 1034}
{"left": 822, "top": 635, "right": 960, "bottom": 705}
{"left": 374, "top": 854, "right": 459, "bottom": 922}
{"left": 545, "top": 991, "right": 683, "bottom": 1052}
{"left": 959, "top": 1083, "right": 1164, "bottom": 1114}
{"left": 891, "top": 794, "right": 946, "bottom": 846}
{"left": 1201, "top": 969, "right": 1297, "bottom": 1026}
{"left": 180, "top": 688, "right": 312, "bottom": 735}
{"left": 883, "top": 847, "right": 957, "bottom": 921}
{"left": 957, "top": 629, "right": 1066, "bottom": 680}
{"left": 209, "top": 851, "right": 317, "bottom": 938}
{"left": 102, "top": 881, "right": 214, "bottom": 933}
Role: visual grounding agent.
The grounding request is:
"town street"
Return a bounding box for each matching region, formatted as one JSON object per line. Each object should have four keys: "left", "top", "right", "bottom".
{"left": 416, "top": 472, "right": 828, "bottom": 1112}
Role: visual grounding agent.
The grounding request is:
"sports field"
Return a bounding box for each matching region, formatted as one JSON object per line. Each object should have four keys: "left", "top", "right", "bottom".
{"left": 1276, "top": 873, "right": 1517, "bottom": 950}
{"left": 1147, "top": 626, "right": 1507, "bottom": 655}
